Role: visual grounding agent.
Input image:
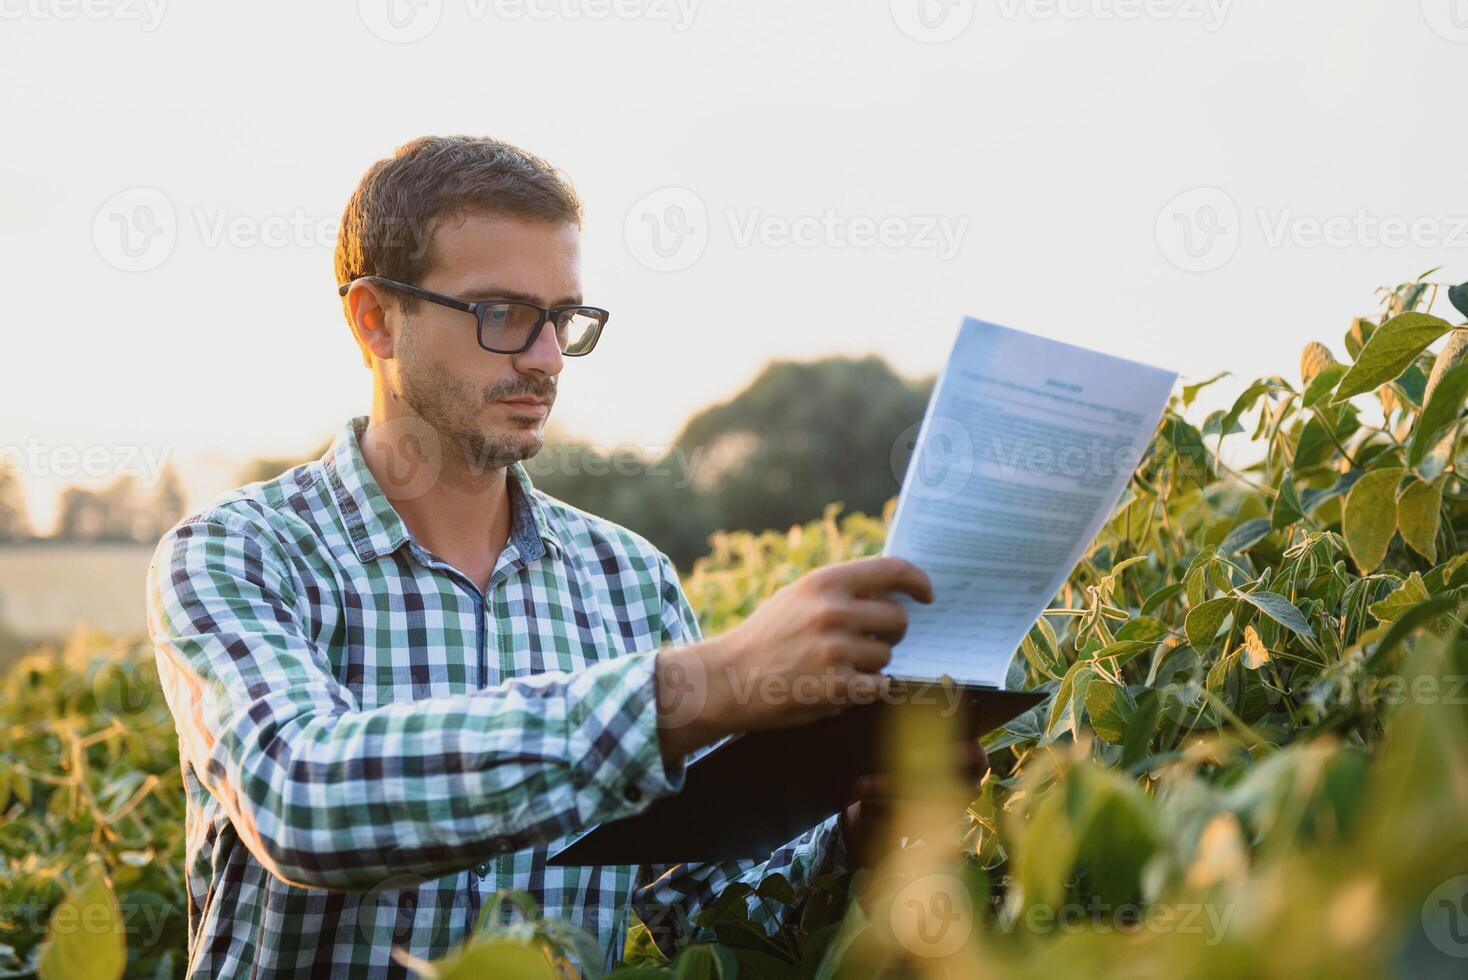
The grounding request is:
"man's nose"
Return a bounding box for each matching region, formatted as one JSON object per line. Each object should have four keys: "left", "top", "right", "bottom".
{"left": 512, "top": 317, "right": 565, "bottom": 377}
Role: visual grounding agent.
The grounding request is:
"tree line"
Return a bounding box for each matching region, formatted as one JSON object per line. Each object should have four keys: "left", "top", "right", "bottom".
{"left": 1, "top": 356, "right": 934, "bottom": 565}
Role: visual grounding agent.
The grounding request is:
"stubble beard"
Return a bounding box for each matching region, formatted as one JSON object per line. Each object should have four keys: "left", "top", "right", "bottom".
{"left": 398, "top": 349, "right": 545, "bottom": 480}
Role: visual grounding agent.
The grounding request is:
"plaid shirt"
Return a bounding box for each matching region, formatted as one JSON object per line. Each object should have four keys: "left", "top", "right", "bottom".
{"left": 146, "top": 415, "right": 846, "bottom": 979}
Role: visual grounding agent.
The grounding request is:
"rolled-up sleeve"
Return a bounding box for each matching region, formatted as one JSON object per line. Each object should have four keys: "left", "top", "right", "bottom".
{"left": 147, "top": 511, "right": 682, "bottom": 892}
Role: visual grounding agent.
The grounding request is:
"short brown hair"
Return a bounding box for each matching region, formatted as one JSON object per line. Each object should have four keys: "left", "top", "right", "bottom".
{"left": 334, "top": 135, "right": 582, "bottom": 314}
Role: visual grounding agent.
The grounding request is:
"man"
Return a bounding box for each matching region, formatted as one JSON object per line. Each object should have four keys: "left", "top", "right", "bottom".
{"left": 146, "top": 135, "right": 957, "bottom": 978}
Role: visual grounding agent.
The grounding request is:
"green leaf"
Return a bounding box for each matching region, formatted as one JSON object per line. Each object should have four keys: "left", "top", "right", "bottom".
{"left": 1365, "top": 594, "right": 1464, "bottom": 671}
{"left": 1389, "top": 362, "right": 1429, "bottom": 410}
{"left": 1368, "top": 572, "right": 1431, "bottom": 624}
{"left": 1021, "top": 617, "right": 1065, "bottom": 680}
{"left": 1294, "top": 413, "right": 1341, "bottom": 471}
{"left": 1449, "top": 281, "right": 1468, "bottom": 320}
{"left": 1087, "top": 640, "right": 1156, "bottom": 669}
{"left": 1298, "top": 469, "right": 1365, "bottom": 514}
{"left": 1046, "top": 662, "right": 1095, "bottom": 739}
{"left": 1206, "top": 647, "right": 1239, "bottom": 694}
{"left": 623, "top": 915, "right": 671, "bottom": 967}
{"left": 1018, "top": 786, "right": 1078, "bottom": 912}
{"left": 728, "top": 947, "right": 797, "bottom": 980}
{"left": 1344, "top": 317, "right": 1375, "bottom": 360}
{"left": 1333, "top": 312, "right": 1455, "bottom": 402}
{"left": 11, "top": 770, "right": 30, "bottom": 806}
{"left": 1301, "top": 363, "right": 1348, "bottom": 408}
{"left": 1116, "top": 616, "right": 1169, "bottom": 642}
{"left": 1220, "top": 518, "right": 1272, "bottom": 556}
{"left": 1407, "top": 361, "right": 1468, "bottom": 469}
{"left": 1424, "top": 554, "right": 1468, "bottom": 594}
{"left": 754, "top": 875, "right": 794, "bottom": 906}
{"left": 1400, "top": 280, "right": 1433, "bottom": 315}
{"left": 1140, "top": 583, "right": 1185, "bottom": 616}
{"left": 1342, "top": 467, "right": 1404, "bottom": 572}
{"left": 672, "top": 944, "right": 738, "bottom": 980}
{"left": 1185, "top": 563, "right": 1208, "bottom": 609}
{"left": 1185, "top": 597, "right": 1236, "bottom": 651}
{"left": 1233, "top": 589, "right": 1316, "bottom": 641}
{"left": 1070, "top": 768, "right": 1162, "bottom": 907}
{"left": 38, "top": 861, "right": 126, "bottom": 980}
{"left": 1216, "top": 381, "right": 1277, "bottom": 445}
{"left": 1099, "top": 555, "right": 1148, "bottom": 595}
{"left": 1162, "top": 416, "right": 1214, "bottom": 484}
{"left": 1120, "top": 689, "right": 1161, "bottom": 768}
{"left": 693, "top": 884, "right": 753, "bottom": 928}
{"left": 1182, "top": 371, "right": 1229, "bottom": 407}
{"left": 1202, "top": 409, "right": 1244, "bottom": 437}
{"left": 1271, "top": 474, "right": 1305, "bottom": 530}
{"left": 1084, "top": 679, "right": 1137, "bottom": 743}
{"left": 709, "top": 923, "right": 789, "bottom": 964}
{"left": 437, "top": 941, "right": 560, "bottom": 979}
{"left": 1396, "top": 477, "right": 1443, "bottom": 562}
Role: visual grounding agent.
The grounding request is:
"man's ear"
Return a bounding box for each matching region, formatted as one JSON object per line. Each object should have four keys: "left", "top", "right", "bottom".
{"left": 344, "top": 281, "right": 397, "bottom": 367}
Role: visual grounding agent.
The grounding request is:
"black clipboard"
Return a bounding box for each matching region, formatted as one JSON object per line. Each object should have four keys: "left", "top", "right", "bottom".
{"left": 548, "top": 682, "right": 1045, "bottom": 866}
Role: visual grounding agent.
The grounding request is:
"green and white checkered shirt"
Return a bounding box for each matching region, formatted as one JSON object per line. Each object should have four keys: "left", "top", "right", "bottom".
{"left": 146, "top": 415, "right": 845, "bottom": 978}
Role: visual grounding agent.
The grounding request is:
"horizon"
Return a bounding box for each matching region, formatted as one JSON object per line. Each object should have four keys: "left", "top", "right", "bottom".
{"left": 5, "top": 0, "right": 1465, "bottom": 534}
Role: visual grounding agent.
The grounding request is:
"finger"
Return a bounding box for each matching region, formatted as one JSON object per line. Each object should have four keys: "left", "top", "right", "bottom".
{"left": 841, "top": 598, "right": 910, "bottom": 644}
{"left": 839, "top": 669, "right": 890, "bottom": 704}
{"left": 823, "top": 556, "right": 934, "bottom": 604}
{"left": 842, "top": 637, "right": 894, "bottom": 674}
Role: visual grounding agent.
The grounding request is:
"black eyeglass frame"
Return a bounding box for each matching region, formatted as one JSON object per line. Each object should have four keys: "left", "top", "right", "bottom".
{"left": 337, "top": 275, "right": 610, "bottom": 356}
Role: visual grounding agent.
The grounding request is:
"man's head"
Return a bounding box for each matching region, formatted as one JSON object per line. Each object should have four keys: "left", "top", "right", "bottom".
{"left": 335, "top": 135, "right": 585, "bottom": 473}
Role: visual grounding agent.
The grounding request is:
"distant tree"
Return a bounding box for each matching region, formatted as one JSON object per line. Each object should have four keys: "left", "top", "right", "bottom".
{"left": 55, "top": 476, "right": 137, "bottom": 541}
{"left": 671, "top": 356, "right": 934, "bottom": 537}
{"left": 525, "top": 439, "right": 720, "bottom": 570}
{"left": 0, "top": 463, "right": 32, "bottom": 542}
{"left": 236, "top": 439, "right": 333, "bottom": 486}
{"left": 214, "top": 359, "right": 933, "bottom": 570}
{"left": 52, "top": 468, "right": 189, "bottom": 543}
{"left": 136, "top": 466, "right": 187, "bottom": 542}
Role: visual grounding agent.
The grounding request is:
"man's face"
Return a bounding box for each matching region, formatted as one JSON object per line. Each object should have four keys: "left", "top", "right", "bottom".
{"left": 391, "top": 210, "right": 582, "bottom": 473}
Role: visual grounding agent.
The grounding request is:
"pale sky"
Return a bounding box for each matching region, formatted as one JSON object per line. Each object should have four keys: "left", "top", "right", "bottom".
{"left": 3, "top": 0, "right": 1465, "bottom": 532}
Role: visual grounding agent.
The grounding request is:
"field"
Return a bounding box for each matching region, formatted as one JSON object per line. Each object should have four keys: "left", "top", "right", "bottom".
{"left": 0, "top": 543, "right": 154, "bottom": 653}
{"left": 3, "top": 273, "right": 1468, "bottom": 979}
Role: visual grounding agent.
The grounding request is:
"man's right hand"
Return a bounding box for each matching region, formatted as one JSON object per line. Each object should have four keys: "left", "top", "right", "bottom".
{"left": 654, "top": 555, "right": 934, "bottom": 763}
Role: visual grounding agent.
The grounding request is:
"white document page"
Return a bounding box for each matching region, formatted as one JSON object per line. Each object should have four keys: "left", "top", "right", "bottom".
{"left": 881, "top": 317, "right": 1178, "bottom": 688}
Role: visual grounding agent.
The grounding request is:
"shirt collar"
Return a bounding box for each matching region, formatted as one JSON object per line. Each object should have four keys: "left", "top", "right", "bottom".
{"left": 324, "top": 415, "right": 562, "bottom": 565}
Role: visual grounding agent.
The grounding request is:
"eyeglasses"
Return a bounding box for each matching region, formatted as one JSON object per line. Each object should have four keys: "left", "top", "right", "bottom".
{"left": 337, "top": 275, "right": 609, "bottom": 356}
